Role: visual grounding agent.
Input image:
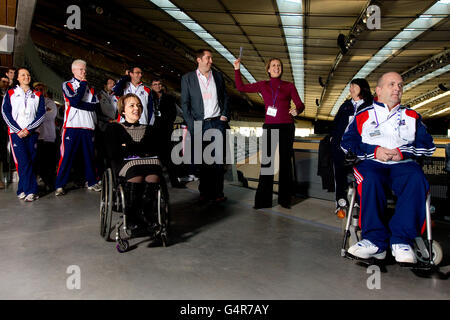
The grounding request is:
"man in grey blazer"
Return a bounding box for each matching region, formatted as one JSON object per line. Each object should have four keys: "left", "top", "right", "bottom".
{"left": 181, "top": 49, "right": 230, "bottom": 202}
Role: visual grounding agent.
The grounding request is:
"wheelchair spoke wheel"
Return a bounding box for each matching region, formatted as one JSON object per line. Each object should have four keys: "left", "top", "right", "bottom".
{"left": 100, "top": 169, "right": 113, "bottom": 241}
{"left": 116, "top": 239, "right": 129, "bottom": 253}
{"left": 415, "top": 240, "right": 443, "bottom": 266}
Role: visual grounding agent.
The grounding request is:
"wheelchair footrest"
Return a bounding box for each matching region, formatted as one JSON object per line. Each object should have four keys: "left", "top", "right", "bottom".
{"left": 398, "top": 261, "right": 436, "bottom": 271}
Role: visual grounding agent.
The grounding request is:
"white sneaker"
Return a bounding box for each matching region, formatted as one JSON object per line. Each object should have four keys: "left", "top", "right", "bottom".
{"left": 17, "top": 192, "right": 26, "bottom": 200}
{"left": 55, "top": 188, "right": 65, "bottom": 196}
{"left": 88, "top": 183, "right": 101, "bottom": 192}
{"left": 348, "top": 239, "right": 386, "bottom": 260}
{"left": 24, "top": 194, "right": 39, "bottom": 202}
{"left": 391, "top": 244, "right": 417, "bottom": 264}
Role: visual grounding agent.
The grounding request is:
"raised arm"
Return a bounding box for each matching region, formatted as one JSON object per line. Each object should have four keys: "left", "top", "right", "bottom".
{"left": 234, "top": 59, "right": 261, "bottom": 93}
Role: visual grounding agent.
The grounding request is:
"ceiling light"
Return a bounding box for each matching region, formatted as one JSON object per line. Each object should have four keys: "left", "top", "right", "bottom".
{"left": 276, "top": 0, "right": 304, "bottom": 101}
{"left": 411, "top": 90, "right": 450, "bottom": 110}
{"left": 331, "top": 0, "right": 450, "bottom": 116}
{"left": 148, "top": 0, "right": 256, "bottom": 83}
{"left": 430, "top": 106, "right": 450, "bottom": 116}
{"left": 404, "top": 63, "right": 450, "bottom": 92}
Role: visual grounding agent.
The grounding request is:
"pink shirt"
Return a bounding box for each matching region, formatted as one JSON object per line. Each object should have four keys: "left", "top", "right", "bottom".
{"left": 234, "top": 69, "right": 304, "bottom": 124}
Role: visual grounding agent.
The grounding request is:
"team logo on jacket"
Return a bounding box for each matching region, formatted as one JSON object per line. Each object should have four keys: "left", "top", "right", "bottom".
{"left": 399, "top": 119, "right": 406, "bottom": 126}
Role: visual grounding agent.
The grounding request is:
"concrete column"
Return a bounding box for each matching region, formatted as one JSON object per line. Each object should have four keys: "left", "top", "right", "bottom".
{"left": 13, "top": 0, "right": 36, "bottom": 66}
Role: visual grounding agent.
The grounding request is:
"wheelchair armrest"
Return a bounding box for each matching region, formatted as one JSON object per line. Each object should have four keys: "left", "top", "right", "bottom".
{"left": 344, "top": 151, "right": 360, "bottom": 166}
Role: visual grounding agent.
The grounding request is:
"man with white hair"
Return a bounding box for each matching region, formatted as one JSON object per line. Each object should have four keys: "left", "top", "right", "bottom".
{"left": 54, "top": 59, "right": 101, "bottom": 195}
{"left": 341, "top": 72, "right": 435, "bottom": 264}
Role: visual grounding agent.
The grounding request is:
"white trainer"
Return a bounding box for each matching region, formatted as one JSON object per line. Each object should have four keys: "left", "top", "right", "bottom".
{"left": 24, "top": 194, "right": 39, "bottom": 202}
{"left": 55, "top": 188, "right": 65, "bottom": 196}
{"left": 348, "top": 239, "right": 386, "bottom": 260}
{"left": 391, "top": 244, "right": 417, "bottom": 264}
{"left": 88, "top": 183, "right": 101, "bottom": 192}
{"left": 17, "top": 192, "right": 26, "bottom": 200}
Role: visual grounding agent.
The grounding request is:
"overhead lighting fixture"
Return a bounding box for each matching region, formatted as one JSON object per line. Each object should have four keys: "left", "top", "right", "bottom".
{"left": 330, "top": 0, "right": 450, "bottom": 116}
{"left": 403, "top": 63, "right": 450, "bottom": 92}
{"left": 430, "top": 105, "right": 450, "bottom": 116}
{"left": 148, "top": 0, "right": 256, "bottom": 83}
{"left": 276, "top": 0, "right": 304, "bottom": 101}
{"left": 411, "top": 90, "right": 450, "bottom": 110}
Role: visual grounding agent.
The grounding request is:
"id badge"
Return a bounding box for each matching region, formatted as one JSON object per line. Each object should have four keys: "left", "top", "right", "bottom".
{"left": 369, "top": 129, "right": 381, "bottom": 137}
{"left": 266, "top": 106, "right": 277, "bottom": 117}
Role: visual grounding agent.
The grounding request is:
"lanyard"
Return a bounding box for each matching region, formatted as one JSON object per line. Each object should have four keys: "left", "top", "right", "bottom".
{"left": 197, "top": 70, "right": 212, "bottom": 92}
{"left": 269, "top": 81, "right": 280, "bottom": 107}
{"left": 23, "top": 89, "right": 33, "bottom": 110}
{"left": 373, "top": 106, "right": 400, "bottom": 128}
{"left": 352, "top": 99, "right": 364, "bottom": 114}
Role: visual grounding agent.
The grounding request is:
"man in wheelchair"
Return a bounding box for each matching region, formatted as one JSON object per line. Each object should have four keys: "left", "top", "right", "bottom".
{"left": 341, "top": 72, "right": 436, "bottom": 264}
{"left": 104, "top": 93, "right": 163, "bottom": 232}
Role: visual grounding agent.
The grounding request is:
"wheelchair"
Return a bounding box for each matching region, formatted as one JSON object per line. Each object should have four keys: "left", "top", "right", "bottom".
{"left": 99, "top": 165, "right": 170, "bottom": 253}
{"left": 337, "top": 155, "right": 443, "bottom": 269}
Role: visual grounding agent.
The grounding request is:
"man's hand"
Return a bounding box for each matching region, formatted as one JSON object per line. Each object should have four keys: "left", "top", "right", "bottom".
{"left": 389, "top": 148, "right": 402, "bottom": 161}
{"left": 220, "top": 116, "right": 228, "bottom": 122}
{"left": 375, "top": 147, "right": 401, "bottom": 162}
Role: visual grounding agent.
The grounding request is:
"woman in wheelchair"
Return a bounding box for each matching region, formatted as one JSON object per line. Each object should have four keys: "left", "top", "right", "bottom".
{"left": 104, "top": 93, "right": 162, "bottom": 231}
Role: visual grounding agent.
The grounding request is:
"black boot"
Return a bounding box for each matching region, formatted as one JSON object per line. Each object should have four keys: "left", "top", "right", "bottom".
{"left": 124, "top": 182, "right": 145, "bottom": 229}
{"left": 142, "top": 182, "right": 159, "bottom": 227}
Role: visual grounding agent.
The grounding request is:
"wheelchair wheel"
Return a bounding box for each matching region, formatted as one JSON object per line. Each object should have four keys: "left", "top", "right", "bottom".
{"left": 116, "top": 239, "right": 129, "bottom": 253}
{"left": 414, "top": 240, "right": 443, "bottom": 266}
{"left": 100, "top": 169, "right": 113, "bottom": 241}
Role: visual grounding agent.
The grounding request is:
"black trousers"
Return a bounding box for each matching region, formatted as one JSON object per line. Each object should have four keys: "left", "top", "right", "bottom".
{"left": 195, "top": 117, "right": 226, "bottom": 199}
{"left": 155, "top": 124, "right": 179, "bottom": 186}
{"left": 35, "top": 140, "right": 57, "bottom": 189}
{"left": 331, "top": 146, "right": 353, "bottom": 205}
{"left": 255, "top": 123, "right": 295, "bottom": 208}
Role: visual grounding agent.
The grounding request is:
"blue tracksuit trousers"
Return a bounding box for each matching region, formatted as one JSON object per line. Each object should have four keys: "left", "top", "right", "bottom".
{"left": 354, "top": 160, "right": 429, "bottom": 251}
{"left": 55, "top": 128, "right": 98, "bottom": 189}
{"left": 10, "top": 132, "right": 39, "bottom": 196}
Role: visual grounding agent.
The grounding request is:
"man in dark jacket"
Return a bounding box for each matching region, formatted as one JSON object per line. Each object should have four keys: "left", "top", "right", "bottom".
{"left": 181, "top": 49, "right": 230, "bottom": 202}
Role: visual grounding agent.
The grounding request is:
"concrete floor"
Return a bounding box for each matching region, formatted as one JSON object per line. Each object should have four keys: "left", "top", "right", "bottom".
{"left": 0, "top": 180, "right": 449, "bottom": 300}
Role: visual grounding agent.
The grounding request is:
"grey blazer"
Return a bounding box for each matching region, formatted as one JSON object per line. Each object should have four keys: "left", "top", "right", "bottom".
{"left": 181, "top": 69, "right": 229, "bottom": 131}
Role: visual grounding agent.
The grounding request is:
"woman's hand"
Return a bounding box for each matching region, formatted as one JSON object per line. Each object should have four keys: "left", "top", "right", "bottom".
{"left": 289, "top": 107, "right": 298, "bottom": 117}
{"left": 233, "top": 59, "right": 241, "bottom": 70}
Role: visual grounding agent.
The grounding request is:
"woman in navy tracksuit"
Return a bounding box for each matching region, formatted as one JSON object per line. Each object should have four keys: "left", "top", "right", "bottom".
{"left": 1, "top": 67, "right": 45, "bottom": 201}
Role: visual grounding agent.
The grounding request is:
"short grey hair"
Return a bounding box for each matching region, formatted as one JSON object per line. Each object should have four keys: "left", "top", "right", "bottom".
{"left": 72, "top": 59, "right": 87, "bottom": 69}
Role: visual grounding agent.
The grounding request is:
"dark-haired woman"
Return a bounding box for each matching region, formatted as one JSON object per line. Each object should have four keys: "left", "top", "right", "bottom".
{"left": 234, "top": 58, "right": 305, "bottom": 209}
{"left": 105, "top": 93, "right": 162, "bottom": 228}
{"left": 330, "top": 78, "right": 373, "bottom": 211}
{"left": 1, "top": 67, "right": 45, "bottom": 201}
